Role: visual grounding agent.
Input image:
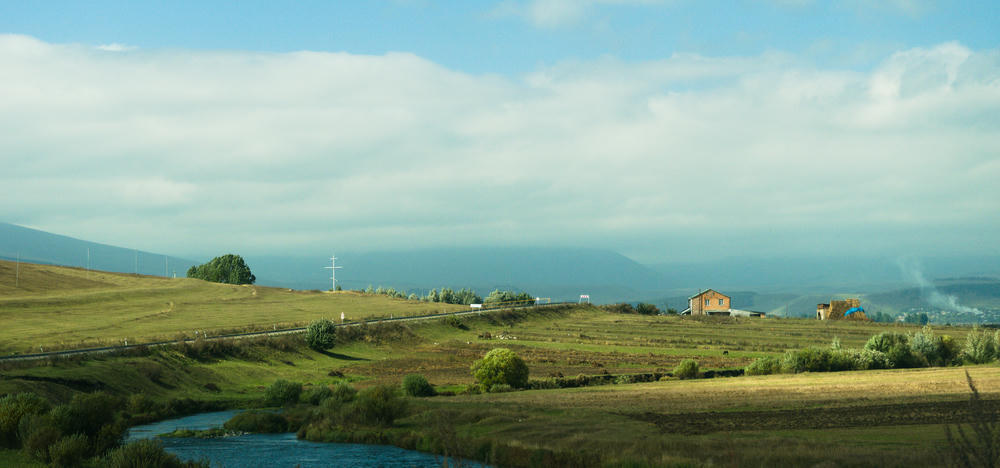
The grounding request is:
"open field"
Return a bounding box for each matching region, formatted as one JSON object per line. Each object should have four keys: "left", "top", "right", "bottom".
{"left": 0, "top": 260, "right": 465, "bottom": 354}
{"left": 1, "top": 263, "right": 994, "bottom": 466}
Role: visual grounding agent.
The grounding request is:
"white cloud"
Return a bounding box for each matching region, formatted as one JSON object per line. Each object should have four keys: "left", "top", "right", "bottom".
{"left": 0, "top": 35, "right": 997, "bottom": 261}
{"left": 493, "top": 0, "right": 665, "bottom": 27}
{"left": 96, "top": 43, "right": 137, "bottom": 52}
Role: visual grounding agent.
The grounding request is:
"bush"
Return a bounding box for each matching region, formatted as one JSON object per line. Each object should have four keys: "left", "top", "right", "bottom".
{"left": 489, "top": 384, "right": 514, "bottom": 393}
{"left": 845, "top": 348, "right": 892, "bottom": 370}
{"left": 328, "top": 382, "right": 358, "bottom": 405}
{"left": 0, "top": 392, "right": 49, "bottom": 448}
{"left": 636, "top": 303, "right": 660, "bottom": 315}
{"left": 673, "top": 359, "right": 700, "bottom": 379}
{"left": 303, "top": 386, "right": 334, "bottom": 406}
{"left": 223, "top": 411, "right": 288, "bottom": 433}
{"left": 745, "top": 356, "right": 782, "bottom": 376}
{"left": 19, "top": 414, "right": 60, "bottom": 462}
{"left": 264, "top": 380, "right": 302, "bottom": 407}
{"left": 864, "top": 331, "right": 910, "bottom": 354}
{"left": 471, "top": 348, "right": 530, "bottom": 389}
{"left": 305, "top": 319, "right": 337, "bottom": 351}
{"left": 50, "top": 392, "right": 122, "bottom": 440}
{"left": 781, "top": 348, "right": 856, "bottom": 373}
{"left": 102, "top": 439, "right": 208, "bottom": 468}
{"left": 354, "top": 385, "right": 408, "bottom": 427}
{"left": 962, "top": 326, "right": 997, "bottom": 364}
{"left": 402, "top": 374, "right": 436, "bottom": 397}
{"left": 49, "top": 434, "right": 88, "bottom": 468}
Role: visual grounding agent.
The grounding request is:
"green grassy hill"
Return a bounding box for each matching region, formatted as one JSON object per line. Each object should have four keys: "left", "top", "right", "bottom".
{"left": 0, "top": 260, "right": 464, "bottom": 354}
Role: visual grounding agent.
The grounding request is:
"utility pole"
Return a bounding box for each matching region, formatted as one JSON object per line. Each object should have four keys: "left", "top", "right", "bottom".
{"left": 324, "top": 254, "right": 343, "bottom": 291}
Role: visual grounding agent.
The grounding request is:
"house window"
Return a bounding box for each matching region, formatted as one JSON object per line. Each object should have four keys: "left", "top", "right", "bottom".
{"left": 718, "top": 299, "right": 724, "bottom": 306}
{"left": 704, "top": 298, "right": 709, "bottom": 306}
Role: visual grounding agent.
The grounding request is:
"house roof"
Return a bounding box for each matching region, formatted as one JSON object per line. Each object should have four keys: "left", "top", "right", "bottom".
{"left": 689, "top": 289, "right": 730, "bottom": 300}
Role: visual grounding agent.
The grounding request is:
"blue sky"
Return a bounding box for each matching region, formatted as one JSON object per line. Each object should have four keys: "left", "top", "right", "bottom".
{"left": 0, "top": 1, "right": 998, "bottom": 263}
{"left": 3, "top": 1, "right": 997, "bottom": 73}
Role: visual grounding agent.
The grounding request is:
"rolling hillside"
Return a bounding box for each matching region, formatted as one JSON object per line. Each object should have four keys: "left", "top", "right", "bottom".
{"left": 0, "top": 260, "right": 464, "bottom": 355}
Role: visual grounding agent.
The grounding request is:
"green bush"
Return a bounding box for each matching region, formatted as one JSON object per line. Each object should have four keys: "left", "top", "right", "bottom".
{"left": 303, "top": 386, "right": 334, "bottom": 406}
{"left": 962, "top": 326, "right": 997, "bottom": 364}
{"left": 471, "top": 348, "right": 530, "bottom": 389}
{"left": 186, "top": 254, "right": 255, "bottom": 285}
{"left": 0, "top": 392, "right": 49, "bottom": 448}
{"left": 864, "top": 331, "right": 910, "bottom": 354}
{"left": 102, "top": 439, "right": 208, "bottom": 468}
{"left": 937, "top": 335, "right": 962, "bottom": 366}
{"left": 50, "top": 392, "right": 122, "bottom": 440}
{"left": 744, "top": 356, "right": 782, "bottom": 376}
{"left": 354, "top": 385, "right": 408, "bottom": 427}
{"left": 489, "top": 384, "right": 514, "bottom": 393}
{"left": 49, "top": 434, "right": 89, "bottom": 468}
{"left": 19, "top": 414, "right": 60, "bottom": 462}
{"left": 635, "top": 303, "right": 660, "bottom": 315}
{"left": 305, "top": 319, "right": 337, "bottom": 351}
{"left": 223, "top": 411, "right": 288, "bottom": 433}
{"left": 844, "top": 348, "right": 892, "bottom": 370}
{"left": 328, "top": 382, "right": 358, "bottom": 406}
{"left": 781, "top": 348, "right": 857, "bottom": 373}
{"left": 673, "top": 359, "right": 700, "bottom": 379}
{"left": 264, "top": 380, "right": 302, "bottom": 407}
{"left": 402, "top": 374, "right": 436, "bottom": 397}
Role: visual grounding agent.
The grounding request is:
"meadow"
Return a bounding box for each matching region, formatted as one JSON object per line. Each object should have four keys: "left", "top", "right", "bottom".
{"left": 1, "top": 261, "right": 996, "bottom": 466}
{"left": 0, "top": 260, "right": 464, "bottom": 354}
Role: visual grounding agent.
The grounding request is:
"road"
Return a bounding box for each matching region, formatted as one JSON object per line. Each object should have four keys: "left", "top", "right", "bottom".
{"left": 0, "top": 301, "right": 570, "bottom": 362}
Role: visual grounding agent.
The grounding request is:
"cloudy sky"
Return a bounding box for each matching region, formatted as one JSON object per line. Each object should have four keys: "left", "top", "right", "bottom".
{"left": 1, "top": 1, "right": 998, "bottom": 263}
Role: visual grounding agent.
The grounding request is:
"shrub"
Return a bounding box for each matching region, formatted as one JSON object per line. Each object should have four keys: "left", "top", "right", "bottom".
{"left": 673, "top": 359, "right": 700, "bottom": 379}
{"left": 636, "top": 303, "right": 660, "bottom": 315}
{"left": 0, "top": 392, "right": 49, "bottom": 448}
{"left": 962, "top": 326, "right": 997, "bottom": 364}
{"left": 402, "top": 374, "right": 436, "bottom": 397}
{"left": 781, "top": 348, "right": 857, "bottom": 373}
{"left": 865, "top": 331, "right": 924, "bottom": 368}
{"left": 223, "top": 411, "right": 288, "bottom": 433}
{"left": 303, "top": 386, "right": 334, "bottom": 406}
{"left": 846, "top": 348, "right": 892, "bottom": 370}
{"left": 443, "top": 315, "right": 467, "bottom": 330}
{"left": 328, "top": 382, "right": 358, "bottom": 406}
{"left": 50, "top": 392, "right": 122, "bottom": 440}
{"left": 489, "top": 384, "right": 514, "bottom": 393}
{"left": 19, "top": 414, "right": 60, "bottom": 462}
{"left": 471, "top": 348, "right": 530, "bottom": 389}
{"left": 102, "top": 439, "right": 208, "bottom": 468}
{"left": 745, "top": 356, "right": 782, "bottom": 376}
{"left": 354, "top": 385, "right": 408, "bottom": 427}
{"left": 49, "top": 434, "right": 88, "bottom": 468}
{"left": 937, "top": 335, "right": 962, "bottom": 366}
{"left": 264, "top": 380, "right": 302, "bottom": 407}
{"left": 305, "top": 319, "right": 337, "bottom": 351}
{"left": 910, "top": 326, "right": 937, "bottom": 363}
{"left": 864, "top": 332, "right": 910, "bottom": 354}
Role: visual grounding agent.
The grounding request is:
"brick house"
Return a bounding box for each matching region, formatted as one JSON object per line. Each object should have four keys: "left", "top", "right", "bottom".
{"left": 687, "top": 289, "right": 731, "bottom": 315}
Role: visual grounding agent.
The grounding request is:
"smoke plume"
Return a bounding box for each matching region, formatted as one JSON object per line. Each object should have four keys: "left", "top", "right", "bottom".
{"left": 897, "top": 257, "right": 982, "bottom": 315}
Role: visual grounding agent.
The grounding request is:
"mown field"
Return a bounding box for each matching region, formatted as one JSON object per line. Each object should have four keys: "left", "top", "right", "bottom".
{"left": 1, "top": 262, "right": 996, "bottom": 466}
{"left": 0, "top": 260, "right": 464, "bottom": 354}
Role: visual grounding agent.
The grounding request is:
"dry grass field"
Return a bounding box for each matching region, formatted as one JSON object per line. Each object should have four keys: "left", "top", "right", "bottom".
{"left": 0, "top": 260, "right": 464, "bottom": 354}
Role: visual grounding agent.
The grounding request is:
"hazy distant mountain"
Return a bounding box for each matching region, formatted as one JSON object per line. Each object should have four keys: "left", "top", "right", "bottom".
{"left": 0, "top": 222, "right": 198, "bottom": 278}
{"left": 247, "top": 248, "right": 666, "bottom": 303}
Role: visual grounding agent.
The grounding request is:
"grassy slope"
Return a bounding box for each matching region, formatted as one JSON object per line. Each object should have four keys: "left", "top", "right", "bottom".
{"left": 0, "top": 260, "right": 464, "bottom": 354}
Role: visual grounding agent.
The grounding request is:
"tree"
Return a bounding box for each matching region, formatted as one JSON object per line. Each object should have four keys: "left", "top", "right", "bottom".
{"left": 483, "top": 289, "right": 534, "bottom": 307}
{"left": 305, "top": 319, "right": 337, "bottom": 351}
{"left": 186, "top": 254, "right": 255, "bottom": 285}
{"left": 636, "top": 303, "right": 660, "bottom": 315}
{"left": 471, "top": 348, "right": 529, "bottom": 389}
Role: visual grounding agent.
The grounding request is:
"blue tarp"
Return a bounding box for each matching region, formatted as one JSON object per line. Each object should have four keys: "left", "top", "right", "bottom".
{"left": 844, "top": 307, "right": 865, "bottom": 316}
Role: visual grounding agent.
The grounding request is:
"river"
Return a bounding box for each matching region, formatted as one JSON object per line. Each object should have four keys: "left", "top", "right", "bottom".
{"left": 127, "top": 411, "right": 483, "bottom": 467}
